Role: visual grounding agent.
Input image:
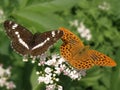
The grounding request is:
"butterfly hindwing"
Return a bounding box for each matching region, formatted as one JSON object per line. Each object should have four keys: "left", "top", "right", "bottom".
{"left": 30, "top": 30, "right": 63, "bottom": 56}
{"left": 88, "top": 50, "right": 116, "bottom": 67}
{"left": 60, "top": 43, "right": 94, "bottom": 69}
{"left": 12, "top": 40, "right": 29, "bottom": 56}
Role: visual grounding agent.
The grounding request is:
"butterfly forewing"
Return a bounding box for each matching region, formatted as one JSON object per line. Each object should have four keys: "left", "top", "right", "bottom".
{"left": 4, "top": 20, "right": 33, "bottom": 56}
{"left": 31, "top": 30, "right": 63, "bottom": 56}
{"left": 4, "top": 20, "right": 33, "bottom": 41}
{"left": 59, "top": 27, "right": 84, "bottom": 47}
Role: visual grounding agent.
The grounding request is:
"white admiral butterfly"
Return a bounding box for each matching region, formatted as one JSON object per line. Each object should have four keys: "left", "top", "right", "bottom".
{"left": 4, "top": 20, "right": 63, "bottom": 58}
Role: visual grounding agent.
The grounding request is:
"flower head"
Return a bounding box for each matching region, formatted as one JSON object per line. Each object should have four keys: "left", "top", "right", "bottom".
{"left": 0, "top": 64, "right": 16, "bottom": 90}
{"left": 98, "top": 2, "right": 110, "bottom": 11}
{"left": 36, "top": 54, "right": 86, "bottom": 90}
{"left": 70, "top": 20, "right": 92, "bottom": 41}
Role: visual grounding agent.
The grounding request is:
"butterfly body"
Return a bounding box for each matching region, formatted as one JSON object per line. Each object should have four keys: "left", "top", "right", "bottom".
{"left": 4, "top": 20, "right": 63, "bottom": 57}
{"left": 59, "top": 27, "right": 116, "bottom": 70}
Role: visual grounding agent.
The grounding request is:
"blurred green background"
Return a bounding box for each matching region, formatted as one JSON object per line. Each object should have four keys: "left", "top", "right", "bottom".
{"left": 0, "top": 0, "right": 120, "bottom": 90}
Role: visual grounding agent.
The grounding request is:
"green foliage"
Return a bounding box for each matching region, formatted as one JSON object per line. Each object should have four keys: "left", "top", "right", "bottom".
{"left": 0, "top": 0, "right": 120, "bottom": 90}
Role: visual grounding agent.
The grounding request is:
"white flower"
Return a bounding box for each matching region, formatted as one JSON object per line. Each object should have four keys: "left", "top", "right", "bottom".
{"left": 45, "top": 67, "right": 52, "bottom": 74}
{"left": 76, "top": 22, "right": 92, "bottom": 41}
{"left": 38, "top": 60, "right": 45, "bottom": 66}
{"left": 81, "top": 32, "right": 87, "bottom": 38}
{"left": 69, "top": 71, "right": 79, "bottom": 80}
{"left": 0, "top": 77, "right": 7, "bottom": 87}
{"left": 22, "top": 57, "right": 28, "bottom": 62}
{"left": 5, "top": 81, "right": 16, "bottom": 89}
{"left": 69, "top": 20, "right": 92, "bottom": 41}
{"left": 44, "top": 74, "right": 52, "bottom": 84}
{"left": 55, "top": 78, "right": 59, "bottom": 82}
{"left": 86, "top": 34, "right": 92, "bottom": 41}
{"left": 98, "top": 2, "right": 110, "bottom": 10}
{"left": 37, "top": 54, "right": 86, "bottom": 90}
{"left": 54, "top": 67, "right": 61, "bottom": 74}
{"left": 4, "top": 67, "right": 11, "bottom": 76}
{"left": 36, "top": 71, "right": 40, "bottom": 75}
{"left": 0, "top": 64, "right": 16, "bottom": 89}
{"left": 0, "top": 9, "right": 3, "bottom": 16}
{"left": 77, "top": 22, "right": 85, "bottom": 33}
{"left": 39, "top": 53, "right": 47, "bottom": 60}
{"left": 45, "top": 59, "right": 56, "bottom": 66}
{"left": 38, "top": 76, "right": 45, "bottom": 83}
{"left": 0, "top": 65, "right": 4, "bottom": 77}
{"left": 63, "top": 68, "right": 70, "bottom": 75}
{"left": 58, "top": 85, "right": 63, "bottom": 90}
{"left": 69, "top": 20, "right": 79, "bottom": 27}
{"left": 85, "top": 29, "right": 90, "bottom": 34}
{"left": 46, "top": 84, "right": 55, "bottom": 90}
{"left": 57, "top": 57, "right": 65, "bottom": 65}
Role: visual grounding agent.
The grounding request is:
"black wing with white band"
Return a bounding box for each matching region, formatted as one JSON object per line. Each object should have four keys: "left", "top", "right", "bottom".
{"left": 4, "top": 20, "right": 63, "bottom": 57}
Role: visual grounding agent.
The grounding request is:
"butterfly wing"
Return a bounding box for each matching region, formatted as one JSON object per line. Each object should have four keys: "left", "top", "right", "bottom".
{"left": 4, "top": 20, "right": 33, "bottom": 55}
{"left": 61, "top": 43, "right": 116, "bottom": 70}
{"left": 30, "top": 30, "right": 63, "bottom": 56}
{"left": 60, "top": 27, "right": 93, "bottom": 70}
{"left": 71, "top": 47, "right": 116, "bottom": 69}
{"left": 59, "top": 27, "right": 84, "bottom": 47}
{"left": 88, "top": 50, "right": 116, "bottom": 67}
{"left": 11, "top": 40, "right": 29, "bottom": 56}
{"left": 60, "top": 43, "right": 73, "bottom": 60}
{"left": 61, "top": 44, "right": 94, "bottom": 70}
{"left": 60, "top": 27, "right": 116, "bottom": 70}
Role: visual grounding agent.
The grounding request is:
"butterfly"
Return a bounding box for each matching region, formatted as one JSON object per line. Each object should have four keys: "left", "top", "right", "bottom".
{"left": 4, "top": 20, "right": 63, "bottom": 58}
{"left": 59, "top": 27, "right": 116, "bottom": 70}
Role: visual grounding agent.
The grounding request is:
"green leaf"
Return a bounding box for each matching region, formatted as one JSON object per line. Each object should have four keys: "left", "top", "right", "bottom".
{"left": 12, "top": 10, "right": 65, "bottom": 31}
{"left": 24, "top": 0, "right": 79, "bottom": 13}
{"left": 30, "top": 67, "right": 45, "bottom": 90}
{"left": 30, "top": 67, "right": 39, "bottom": 90}
{"left": 0, "top": 31, "right": 10, "bottom": 55}
{"left": 18, "top": 0, "right": 29, "bottom": 8}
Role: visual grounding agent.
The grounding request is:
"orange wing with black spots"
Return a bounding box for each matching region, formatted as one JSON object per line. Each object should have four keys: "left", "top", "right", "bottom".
{"left": 59, "top": 27, "right": 116, "bottom": 70}
{"left": 60, "top": 27, "right": 84, "bottom": 47}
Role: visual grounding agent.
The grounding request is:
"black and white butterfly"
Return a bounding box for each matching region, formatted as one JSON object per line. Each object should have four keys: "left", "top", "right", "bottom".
{"left": 4, "top": 20, "right": 63, "bottom": 58}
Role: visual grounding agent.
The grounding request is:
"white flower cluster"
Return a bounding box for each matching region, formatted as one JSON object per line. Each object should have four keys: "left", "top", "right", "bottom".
{"left": 98, "top": 2, "right": 110, "bottom": 11}
{"left": 69, "top": 20, "right": 92, "bottom": 41}
{"left": 37, "top": 54, "right": 86, "bottom": 90}
{"left": 46, "top": 84, "right": 63, "bottom": 90}
{"left": 0, "top": 64, "right": 16, "bottom": 90}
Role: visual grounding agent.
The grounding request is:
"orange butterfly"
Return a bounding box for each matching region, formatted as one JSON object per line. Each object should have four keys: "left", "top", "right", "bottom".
{"left": 59, "top": 27, "right": 116, "bottom": 70}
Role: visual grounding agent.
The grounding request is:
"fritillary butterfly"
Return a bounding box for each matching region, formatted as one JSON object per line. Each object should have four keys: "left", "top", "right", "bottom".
{"left": 59, "top": 27, "right": 116, "bottom": 70}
